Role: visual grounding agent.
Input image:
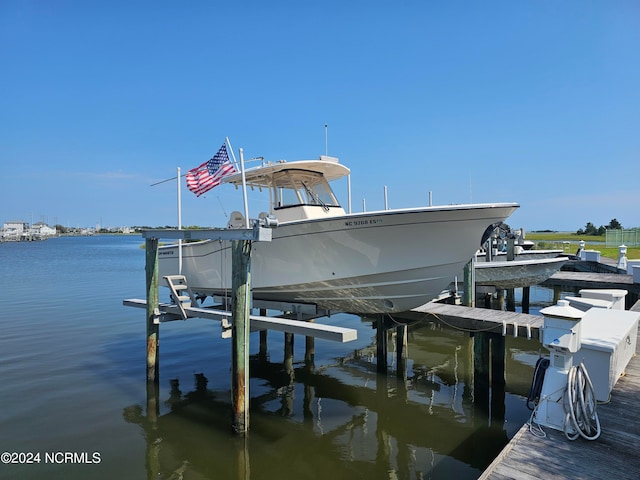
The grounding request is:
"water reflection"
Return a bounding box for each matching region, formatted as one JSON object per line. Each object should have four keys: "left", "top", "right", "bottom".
{"left": 124, "top": 314, "right": 540, "bottom": 480}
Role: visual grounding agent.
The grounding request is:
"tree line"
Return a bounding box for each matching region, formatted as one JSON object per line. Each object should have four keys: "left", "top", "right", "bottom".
{"left": 576, "top": 218, "right": 622, "bottom": 236}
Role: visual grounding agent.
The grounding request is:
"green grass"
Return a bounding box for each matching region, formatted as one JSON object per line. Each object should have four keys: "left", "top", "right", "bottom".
{"left": 526, "top": 232, "right": 604, "bottom": 242}
{"left": 526, "top": 232, "right": 640, "bottom": 260}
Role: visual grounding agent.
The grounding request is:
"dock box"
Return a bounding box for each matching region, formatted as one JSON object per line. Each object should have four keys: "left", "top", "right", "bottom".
{"left": 580, "top": 250, "right": 601, "bottom": 262}
{"left": 627, "top": 259, "right": 640, "bottom": 275}
{"left": 579, "top": 289, "right": 627, "bottom": 310}
{"left": 576, "top": 309, "right": 639, "bottom": 402}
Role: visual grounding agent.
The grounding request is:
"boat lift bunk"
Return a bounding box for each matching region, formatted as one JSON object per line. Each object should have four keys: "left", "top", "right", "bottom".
{"left": 124, "top": 289, "right": 357, "bottom": 343}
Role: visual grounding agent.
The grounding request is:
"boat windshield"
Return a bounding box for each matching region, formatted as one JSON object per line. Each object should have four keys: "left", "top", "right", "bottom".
{"left": 273, "top": 169, "right": 339, "bottom": 210}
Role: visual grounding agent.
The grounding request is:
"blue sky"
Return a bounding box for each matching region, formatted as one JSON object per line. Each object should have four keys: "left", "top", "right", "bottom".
{"left": 1, "top": 1, "right": 638, "bottom": 232}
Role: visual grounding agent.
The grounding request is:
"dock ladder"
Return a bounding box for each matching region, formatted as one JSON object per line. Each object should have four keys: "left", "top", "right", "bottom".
{"left": 164, "top": 275, "right": 198, "bottom": 319}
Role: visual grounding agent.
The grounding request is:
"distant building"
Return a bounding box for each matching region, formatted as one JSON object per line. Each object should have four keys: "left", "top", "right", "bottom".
{"left": 1, "top": 221, "right": 57, "bottom": 241}
{"left": 1, "top": 221, "right": 29, "bottom": 241}
{"left": 31, "top": 222, "right": 58, "bottom": 237}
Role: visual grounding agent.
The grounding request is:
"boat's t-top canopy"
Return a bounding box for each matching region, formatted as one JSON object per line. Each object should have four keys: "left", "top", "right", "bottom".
{"left": 223, "top": 156, "right": 350, "bottom": 188}
{"left": 223, "top": 156, "right": 350, "bottom": 222}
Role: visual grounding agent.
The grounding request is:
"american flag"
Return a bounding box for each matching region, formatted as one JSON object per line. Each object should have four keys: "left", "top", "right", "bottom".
{"left": 186, "top": 144, "right": 237, "bottom": 197}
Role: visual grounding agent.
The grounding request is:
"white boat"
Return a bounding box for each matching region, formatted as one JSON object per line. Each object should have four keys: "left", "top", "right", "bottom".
{"left": 474, "top": 257, "right": 568, "bottom": 289}
{"left": 476, "top": 225, "right": 563, "bottom": 261}
{"left": 479, "top": 248, "right": 565, "bottom": 262}
{"left": 159, "top": 155, "right": 518, "bottom": 313}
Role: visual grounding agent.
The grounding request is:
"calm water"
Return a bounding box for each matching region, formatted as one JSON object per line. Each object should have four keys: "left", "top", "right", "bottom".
{"left": 0, "top": 236, "right": 563, "bottom": 479}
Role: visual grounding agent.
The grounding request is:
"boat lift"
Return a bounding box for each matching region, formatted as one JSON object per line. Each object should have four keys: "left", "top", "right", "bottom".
{"left": 123, "top": 225, "right": 357, "bottom": 435}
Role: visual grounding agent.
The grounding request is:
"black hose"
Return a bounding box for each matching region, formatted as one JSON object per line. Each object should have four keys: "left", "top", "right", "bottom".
{"left": 526, "top": 357, "right": 550, "bottom": 410}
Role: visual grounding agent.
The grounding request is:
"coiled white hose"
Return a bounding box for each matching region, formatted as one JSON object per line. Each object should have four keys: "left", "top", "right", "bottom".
{"left": 563, "top": 362, "right": 601, "bottom": 441}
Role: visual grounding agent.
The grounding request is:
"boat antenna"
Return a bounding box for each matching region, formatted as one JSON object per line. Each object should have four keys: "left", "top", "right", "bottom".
{"left": 150, "top": 171, "right": 187, "bottom": 187}
{"left": 324, "top": 123, "right": 328, "bottom": 155}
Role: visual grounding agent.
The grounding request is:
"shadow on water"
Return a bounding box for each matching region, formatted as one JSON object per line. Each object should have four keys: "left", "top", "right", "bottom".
{"left": 123, "top": 314, "right": 540, "bottom": 480}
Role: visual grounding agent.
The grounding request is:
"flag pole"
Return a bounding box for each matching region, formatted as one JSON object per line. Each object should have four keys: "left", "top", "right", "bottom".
{"left": 226, "top": 137, "right": 239, "bottom": 170}
{"left": 177, "top": 167, "right": 183, "bottom": 274}
{"left": 226, "top": 137, "right": 250, "bottom": 228}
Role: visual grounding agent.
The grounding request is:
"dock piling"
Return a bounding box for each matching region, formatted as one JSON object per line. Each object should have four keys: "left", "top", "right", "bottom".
{"left": 396, "top": 324, "right": 408, "bottom": 380}
{"left": 259, "top": 309, "right": 268, "bottom": 360}
{"left": 376, "top": 315, "right": 388, "bottom": 373}
{"left": 463, "top": 259, "right": 474, "bottom": 307}
{"left": 284, "top": 332, "right": 295, "bottom": 382}
{"left": 473, "top": 332, "right": 490, "bottom": 411}
{"left": 522, "top": 286, "right": 531, "bottom": 314}
{"left": 305, "top": 334, "right": 315, "bottom": 368}
{"left": 145, "top": 238, "right": 160, "bottom": 383}
{"left": 231, "top": 239, "right": 252, "bottom": 434}
{"left": 490, "top": 334, "right": 506, "bottom": 422}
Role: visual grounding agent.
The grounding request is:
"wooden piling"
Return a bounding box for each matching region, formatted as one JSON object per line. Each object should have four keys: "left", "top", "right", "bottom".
{"left": 522, "top": 286, "right": 531, "bottom": 314}
{"left": 376, "top": 315, "right": 388, "bottom": 373}
{"left": 231, "top": 239, "right": 252, "bottom": 434}
{"left": 506, "top": 288, "right": 515, "bottom": 312}
{"left": 553, "top": 285, "right": 562, "bottom": 304}
{"left": 284, "top": 332, "right": 295, "bottom": 382}
{"left": 396, "top": 324, "right": 408, "bottom": 381}
{"left": 496, "top": 289, "right": 505, "bottom": 310}
{"left": 506, "top": 237, "right": 515, "bottom": 261}
{"left": 305, "top": 334, "right": 315, "bottom": 368}
{"left": 473, "top": 332, "right": 490, "bottom": 412}
{"left": 490, "top": 334, "right": 506, "bottom": 422}
{"left": 259, "top": 308, "right": 268, "bottom": 359}
{"left": 145, "top": 237, "right": 160, "bottom": 383}
{"left": 463, "top": 259, "right": 473, "bottom": 307}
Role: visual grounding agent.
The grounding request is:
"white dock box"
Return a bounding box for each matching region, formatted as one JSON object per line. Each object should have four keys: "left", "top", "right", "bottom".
{"left": 627, "top": 259, "right": 640, "bottom": 275}
{"left": 576, "top": 309, "right": 639, "bottom": 402}
{"left": 579, "top": 289, "right": 627, "bottom": 310}
{"left": 580, "top": 250, "right": 601, "bottom": 262}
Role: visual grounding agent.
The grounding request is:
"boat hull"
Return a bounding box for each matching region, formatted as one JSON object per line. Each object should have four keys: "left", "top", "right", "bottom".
{"left": 480, "top": 249, "right": 564, "bottom": 261}
{"left": 474, "top": 257, "right": 567, "bottom": 289}
{"left": 159, "top": 203, "right": 518, "bottom": 313}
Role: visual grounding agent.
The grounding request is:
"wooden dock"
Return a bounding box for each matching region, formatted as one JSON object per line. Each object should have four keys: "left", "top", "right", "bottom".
{"left": 479, "top": 303, "right": 640, "bottom": 480}
{"left": 544, "top": 270, "right": 639, "bottom": 293}
{"left": 542, "top": 270, "right": 640, "bottom": 308}
{"left": 405, "top": 302, "right": 544, "bottom": 339}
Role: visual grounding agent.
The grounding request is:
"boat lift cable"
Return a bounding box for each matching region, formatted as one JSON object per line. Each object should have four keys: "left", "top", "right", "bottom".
{"left": 419, "top": 311, "right": 505, "bottom": 334}
{"left": 385, "top": 313, "right": 422, "bottom": 328}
